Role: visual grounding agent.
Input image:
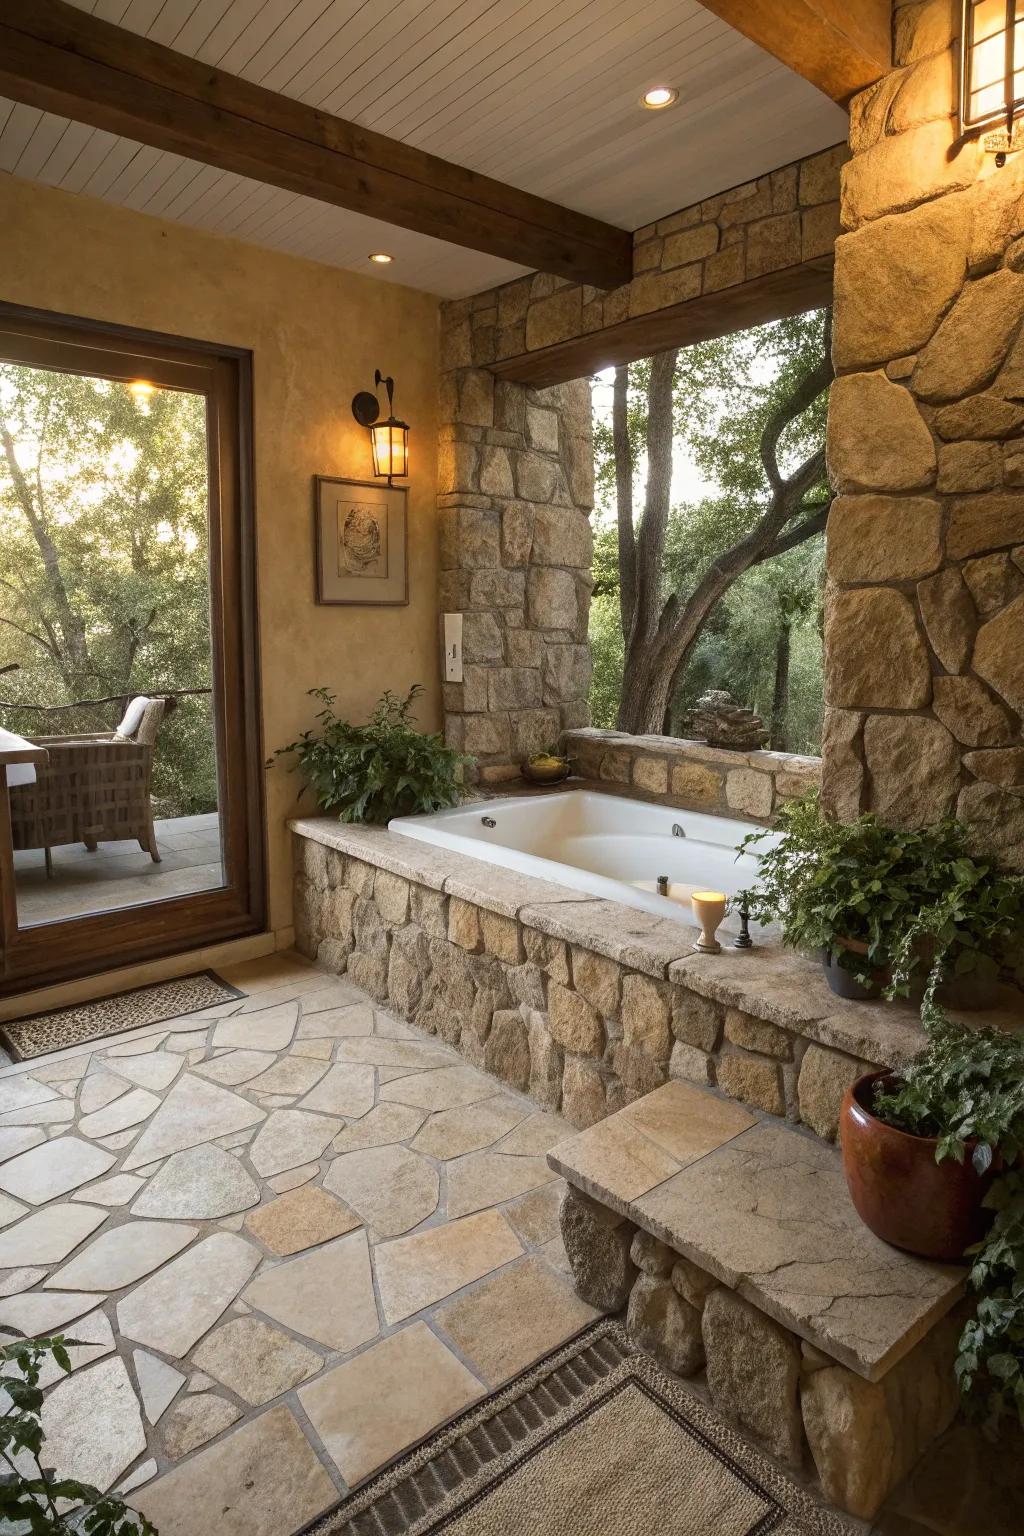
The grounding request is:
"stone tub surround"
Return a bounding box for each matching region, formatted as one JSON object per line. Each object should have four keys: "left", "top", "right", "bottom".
{"left": 291, "top": 818, "right": 1023, "bottom": 1150}
{"left": 551, "top": 1081, "right": 966, "bottom": 1519}
{"left": 563, "top": 727, "right": 821, "bottom": 824}
{"left": 824, "top": 0, "right": 1024, "bottom": 866}
{"left": 0, "top": 952, "right": 592, "bottom": 1534}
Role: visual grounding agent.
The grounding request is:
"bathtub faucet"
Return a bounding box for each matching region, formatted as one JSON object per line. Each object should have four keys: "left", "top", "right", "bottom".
{"left": 671, "top": 823, "right": 685, "bottom": 838}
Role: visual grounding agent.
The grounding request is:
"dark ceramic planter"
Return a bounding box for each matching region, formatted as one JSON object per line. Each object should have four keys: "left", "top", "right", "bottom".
{"left": 840, "top": 1070, "right": 996, "bottom": 1262}
{"left": 822, "top": 937, "right": 886, "bottom": 1001}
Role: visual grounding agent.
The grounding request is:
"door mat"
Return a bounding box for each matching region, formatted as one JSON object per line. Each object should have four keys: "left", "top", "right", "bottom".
{"left": 1, "top": 970, "right": 245, "bottom": 1060}
{"left": 304, "top": 1320, "right": 853, "bottom": 1536}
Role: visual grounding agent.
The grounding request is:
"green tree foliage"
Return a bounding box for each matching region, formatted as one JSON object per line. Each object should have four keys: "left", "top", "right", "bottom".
{"left": 590, "top": 311, "right": 829, "bottom": 747}
{"left": 0, "top": 363, "right": 216, "bottom": 816}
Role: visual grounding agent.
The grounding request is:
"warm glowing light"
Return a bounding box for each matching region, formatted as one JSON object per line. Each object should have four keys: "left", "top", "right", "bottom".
{"left": 369, "top": 252, "right": 394, "bottom": 264}
{"left": 370, "top": 418, "right": 410, "bottom": 482}
{"left": 961, "top": 0, "right": 1024, "bottom": 136}
{"left": 128, "top": 380, "right": 157, "bottom": 401}
{"left": 641, "top": 86, "right": 679, "bottom": 109}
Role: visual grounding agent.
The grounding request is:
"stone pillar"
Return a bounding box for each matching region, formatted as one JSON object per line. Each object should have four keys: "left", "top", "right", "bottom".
{"left": 823, "top": 0, "right": 1024, "bottom": 867}
{"left": 438, "top": 295, "right": 595, "bottom": 783}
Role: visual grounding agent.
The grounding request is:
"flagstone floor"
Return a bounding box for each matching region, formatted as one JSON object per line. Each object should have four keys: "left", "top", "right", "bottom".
{"left": 0, "top": 953, "right": 594, "bottom": 1535}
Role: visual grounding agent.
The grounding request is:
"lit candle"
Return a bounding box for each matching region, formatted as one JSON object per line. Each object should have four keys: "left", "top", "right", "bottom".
{"left": 691, "top": 890, "right": 727, "bottom": 954}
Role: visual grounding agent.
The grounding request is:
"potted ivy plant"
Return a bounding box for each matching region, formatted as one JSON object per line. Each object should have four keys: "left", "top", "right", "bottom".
{"left": 274, "top": 685, "right": 469, "bottom": 825}
{"left": 838, "top": 1024, "right": 1024, "bottom": 1432}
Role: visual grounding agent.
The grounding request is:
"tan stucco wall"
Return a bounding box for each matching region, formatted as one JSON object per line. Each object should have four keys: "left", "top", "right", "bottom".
{"left": 0, "top": 172, "right": 441, "bottom": 932}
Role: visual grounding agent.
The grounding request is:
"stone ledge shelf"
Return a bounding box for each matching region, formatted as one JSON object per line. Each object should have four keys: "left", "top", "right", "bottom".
{"left": 548, "top": 1079, "right": 967, "bottom": 1519}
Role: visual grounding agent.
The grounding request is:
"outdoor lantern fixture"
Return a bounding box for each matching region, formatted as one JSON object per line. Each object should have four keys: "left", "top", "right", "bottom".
{"left": 961, "top": 0, "right": 1024, "bottom": 157}
{"left": 351, "top": 370, "right": 409, "bottom": 486}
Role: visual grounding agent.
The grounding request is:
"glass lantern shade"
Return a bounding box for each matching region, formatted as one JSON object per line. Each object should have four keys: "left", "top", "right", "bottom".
{"left": 962, "top": 0, "right": 1024, "bottom": 133}
{"left": 370, "top": 417, "right": 409, "bottom": 482}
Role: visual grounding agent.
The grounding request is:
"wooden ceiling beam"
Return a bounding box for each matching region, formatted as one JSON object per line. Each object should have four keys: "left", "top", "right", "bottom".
{"left": 0, "top": 0, "right": 633, "bottom": 289}
{"left": 698, "top": 0, "right": 892, "bottom": 105}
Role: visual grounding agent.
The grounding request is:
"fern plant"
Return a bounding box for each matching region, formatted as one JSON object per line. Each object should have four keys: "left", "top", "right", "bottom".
{"left": 274, "top": 685, "right": 469, "bottom": 825}
{"left": 0, "top": 1332, "right": 156, "bottom": 1533}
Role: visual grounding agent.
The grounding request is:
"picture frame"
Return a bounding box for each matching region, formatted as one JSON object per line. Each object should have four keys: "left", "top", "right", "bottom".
{"left": 313, "top": 475, "right": 408, "bottom": 606}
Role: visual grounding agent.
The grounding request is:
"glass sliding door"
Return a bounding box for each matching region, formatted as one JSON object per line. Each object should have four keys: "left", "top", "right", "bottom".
{"left": 0, "top": 306, "right": 263, "bottom": 995}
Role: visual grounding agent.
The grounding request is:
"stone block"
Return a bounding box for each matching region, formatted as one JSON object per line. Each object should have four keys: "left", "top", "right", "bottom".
{"left": 746, "top": 212, "right": 801, "bottom": 278}
{"left": 703, "top": 245, "right": 745, "bottom": 292}
{"left": 671, "top": 990, "right": 723, "bottom": 1051}
{"left": 527, "top": 567, "right": 578, "bottom": 629}
{"left": 964, "top": 552, "right": 1024, "bottom": 615}
{"left": 410, "top": 885, "right": 448, "bottom": 939}
{"left": 542, "top": 644, "right": 591, "bottom": 706}
{"left": 725, "top": 768, "right": 773, "bottom": 820}
{"left": 621, "top": 974, "right": 672, "bottom": 1061}
{"left": 500, "top": 502, "right": 534, "bottom": 566}
{"left": 864, "top": 714, "right": 960, "bottom": 827}
{"left": 671, "top": 1255, "right": 716, "bottom": 1311}
{"left": 560, "top": 1055, "right": 607, "bottom": 1129}
{"left": 560, "top": 1183, "right": 637, "bottom": 1310}
{"left": 937, "top": 441, "right": 1002, "bottom": 493}
{"left": 724, "top": 1009, "right": 791, "bottom": 1060}
{"left": 448, "top": 898, "right": 483, "bottom": 953}
{"left": 372, "top": 870, "right": 410, "bottom": 926}
{"left": 801, "top": 1316, "right": 961, "bottom": 1519}
{"left": 799, "top": 143, "right": 848, "bottom": 205}
{"left": 826, "top": 496, "right": 942, "bottom": 581}
{"left": 963, "top": 747, "right": 1024, "bottom": 790}
{"left": 527, "top": 1009, "right": 563, "bottom": 1110}
{"left": 464, "top": 713, "right": 511, "bottom": 759}
{"left": 798, "top": 1045, "right": 871, "bottom": 1142}
{"left": 524, "top": 928, "right": 570, "bottom": 984}
{"left": 487, "top": 668, "right": 542, "bottom": 711}
{"left": 612, "top": 1042, "right": 668, "bottom": 1100}
{"left": 630, "top": 1230, "right": 675, "bottom": 1277}
{"left": 525, "top": 287, "right": 582, "bottom": 351}
{"left": 947, "top": 496, "right": 1024, "bottom": 559}
{"left": 661, "top": 223, "right": 718, "bottom": 268}
{"left": 973, "top": 593, "right": 1024, "bottom": 712}
{"left": 388, "top": 923, "right": 432, "bottom": 1018}
{"left": 461, "top": 611, "right": 504, "bottom": 664}
{"left": 959, "top": 781, "right": 1024, "bottom": 870}
{"left": 570, "top": 947, "right": 622, "bottom": 1016}
{"left": 825, "top": 589, "right": 931, "bottom": 709}
{"left": 935, "top": 393, "right": 1024, "bottom": 439}
{"left": 704, "top": 1288, "right": 803, "bottom": 1466}
{"left": 841, "top": 120, "right": 976, "bottom": 229}
{"left": 479, "top": 909, "right": 522, "bottom": 964}
{"left": 484, "top": 1010, "right": 531, "bottom": 1091}
{"left": 670, "top": 759, "right": 721, "bottom": 805}
{"left": 827, "top": 373, "right": 935, "bottom": 492}
{"left": 894, "top": 0, "right": 958, "bottom": 66}
{"left": 801, "top": 200, "right": 840, "bottom": 261}
{"left": 715, "top": 1051, "right": 784, "bottom": 1116}
{"left": 627, "top": 1274, "right": 704, "bottom": 1376}
{"left": 514, "top": 450, "right": 564, "bottom": 504}
{"left": 479, "top": 445, "right": 514, "bottom": 497}
{"left": 532, "top": 504, "right": 592, "bottom": 568}
{"left": 627, "top": 264, "right": 701, "bottom": 317}
{"left": 632, "top": 756, "right": 668, "bottom": 795}
{"left": 917, "top": 565, "right": 977, "bottom": 673}
{"left": 470, "top": 569, "right": 525, "bottom": 611}
{"left": 932, "top": 674, "right": 1017, "bottom": 747}
{"left": 510, "top": 707, "right": 562, "bottom": 760}
{"left": 668, "top": 1041, "right": 714, "bottom": 1086}
{"left": 547, "top": 982, "right": 603, "bottom": 1055}
{"left": 914, "top": 269, "right": 1024, "bottom": 402}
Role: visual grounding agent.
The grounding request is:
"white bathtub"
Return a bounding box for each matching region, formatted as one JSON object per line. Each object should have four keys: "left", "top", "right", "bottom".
{"left": 389, "top": 789, "right": 780, "bottom": 931}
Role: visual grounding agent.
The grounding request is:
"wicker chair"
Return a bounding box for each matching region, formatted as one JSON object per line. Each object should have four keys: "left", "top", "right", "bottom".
{"left": 8, "top": 697, "right": 171, "bottom": 878}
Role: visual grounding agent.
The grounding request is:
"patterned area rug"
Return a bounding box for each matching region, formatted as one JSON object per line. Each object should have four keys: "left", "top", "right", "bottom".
{"left": 1, "top": 970, "right": 245, "bottom": 1059}
{"left": 305, "top": 1321, "right": 853, "bottom": 1536}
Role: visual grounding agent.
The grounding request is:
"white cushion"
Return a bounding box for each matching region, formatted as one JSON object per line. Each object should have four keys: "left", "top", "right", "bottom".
{"left": 114, "top": 696, "right": 152, "bottom": 740}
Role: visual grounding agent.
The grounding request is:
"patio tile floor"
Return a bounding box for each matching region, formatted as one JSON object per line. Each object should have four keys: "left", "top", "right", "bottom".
{"left": 0, "top": 954, "right": 589, "bottom": 1533}
{"left": 0, "top": 950, "right": 1018, "bottom": 1535}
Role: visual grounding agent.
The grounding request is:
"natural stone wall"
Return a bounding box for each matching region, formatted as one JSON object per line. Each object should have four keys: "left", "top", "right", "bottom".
{"left": 293, "top": 830, "right": 884, "bottom": 1141}
{"left": 824, "top": 0, "right": 1024, "bottom": 867}
{"left": 560, "top": 1182, "right": 962, "bottom": 1519}
{"left": 565, "top": 728, "right": 820, "bottom": 824}
{"left": 443, "top": 145, "right": 846, "bottom": 371}
{"left": 438, "top": 350, "right": 595, "bottom": 782}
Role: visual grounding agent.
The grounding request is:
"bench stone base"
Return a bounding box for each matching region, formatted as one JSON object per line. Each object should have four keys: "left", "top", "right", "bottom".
{"left": 559, "top": 1183, "right": 962, "bottom": 1520}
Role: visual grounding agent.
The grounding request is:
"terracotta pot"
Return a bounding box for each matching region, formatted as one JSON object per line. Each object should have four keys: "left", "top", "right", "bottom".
{"left": 840, "top": 1070, "right": 996, "bottom": 1262}
{"left": 822, "top": 935, "right": 887, "bottom": 1001}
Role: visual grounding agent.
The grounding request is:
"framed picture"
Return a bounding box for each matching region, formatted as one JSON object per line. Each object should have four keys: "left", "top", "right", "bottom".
{"left": 313, "top": 476, "right": 408, "bottom": 606}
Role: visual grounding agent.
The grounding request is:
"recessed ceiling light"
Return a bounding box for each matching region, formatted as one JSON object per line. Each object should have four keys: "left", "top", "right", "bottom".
{"left": 369, "top": 252, "right": 394, "bottom": 264}
{"left": 641, "top": 86, "right": 678, "bottom": 110}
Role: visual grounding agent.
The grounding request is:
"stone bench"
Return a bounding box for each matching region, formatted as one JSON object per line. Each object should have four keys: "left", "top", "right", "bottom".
{"left": 547, "top": 1079, "right": 968, "bottom": 1521}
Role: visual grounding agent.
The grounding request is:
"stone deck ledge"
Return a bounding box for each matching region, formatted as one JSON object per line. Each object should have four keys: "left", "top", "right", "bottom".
{"left": 290, "top": 816, "right": 1024, "bottom": 1072}
{"left": 547, "top": 1080, "right": 965, "bottom": 1382}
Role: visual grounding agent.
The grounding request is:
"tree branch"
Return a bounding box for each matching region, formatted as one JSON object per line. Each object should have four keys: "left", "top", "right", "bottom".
{"left": 612, "top": 364, "right": 636, "bottom": 645}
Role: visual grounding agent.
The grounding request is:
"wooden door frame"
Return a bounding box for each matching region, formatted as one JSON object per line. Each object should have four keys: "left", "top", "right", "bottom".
{"left": 0, "top": 301, "right": 265, "bottom": 996}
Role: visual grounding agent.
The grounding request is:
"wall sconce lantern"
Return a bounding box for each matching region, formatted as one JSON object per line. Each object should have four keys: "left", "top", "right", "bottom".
{"left": 351, "top": 370, "right": 409, "bottom": 486}
{"left": 961, "top": 0, "right": 1024, "bottom": 157}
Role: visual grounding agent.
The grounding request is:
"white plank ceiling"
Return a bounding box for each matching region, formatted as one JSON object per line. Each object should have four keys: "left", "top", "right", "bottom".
{"left": 0, "top": 0, "right": 847, "bottom": 298}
